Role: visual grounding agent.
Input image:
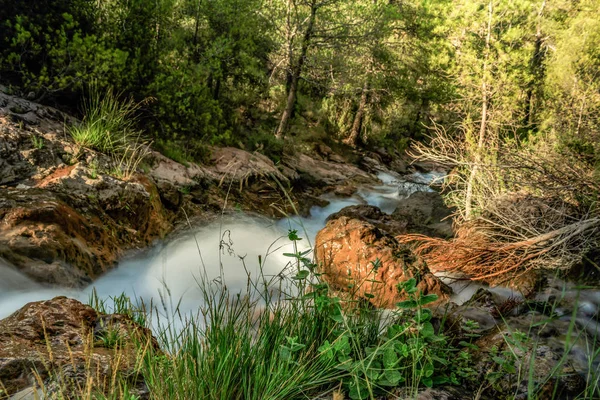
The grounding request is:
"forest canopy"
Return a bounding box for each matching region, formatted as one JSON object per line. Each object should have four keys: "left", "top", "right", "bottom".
{"left": 1, "top": 0, "right": 597, "bottom": 155}
{"left": 1, "top": 0, "right": 599, "bottom": 279}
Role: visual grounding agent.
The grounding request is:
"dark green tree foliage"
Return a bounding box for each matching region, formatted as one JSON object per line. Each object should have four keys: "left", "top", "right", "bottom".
{"left": 144, "top": 0, "right": 273, "bottom": 144}
{"left": 1, "top": 0, "right": 599, "bottom": 167}
{"left": 0, "top": 0, "right": 127, "bottom": 102}
{"left": 97, "top": 0, "right": 168, "bottom": 91}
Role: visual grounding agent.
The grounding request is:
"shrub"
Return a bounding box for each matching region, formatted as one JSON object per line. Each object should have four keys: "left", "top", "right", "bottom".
{"left": 69, "top": 85, "right": 151, "bottom": 180}
{"left": 0, "top": 0, "right": 127, "bottom": 100}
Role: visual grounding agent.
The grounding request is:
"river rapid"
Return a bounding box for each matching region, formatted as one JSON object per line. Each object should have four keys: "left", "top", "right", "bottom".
{"left": 0, "top": 171, "right": 441, "bottom": 320}
{"left": 1, "top": 170, "right": 600, "bottom": 372}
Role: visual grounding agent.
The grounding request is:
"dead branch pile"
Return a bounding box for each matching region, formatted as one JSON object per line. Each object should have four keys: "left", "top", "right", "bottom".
{"left": 405, "top": 121, "right": 600, "bottom": 282}
{"left": 398, "top": 193, "right": 600, "bottom": 282}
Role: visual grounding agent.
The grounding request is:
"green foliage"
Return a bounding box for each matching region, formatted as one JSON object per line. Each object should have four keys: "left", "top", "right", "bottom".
{"left": 155, "top": 138, "right": 211, "bottom": 166}
{"left": 68, "top": 84, "right": 151, "bottom": 179}
{"left": 98, "top": 326, "right": 124, "bottom": 349}
{"left": 0, "top": 0, "right": 128, "bottom": 99}
{"left": 316, "top": 278, "right": 474, "bottom": 399}
{"left": 89, "top": 289, "right": 148, "bottom": 328}
{"left": 80, "top": 230, "right": 481, "bottom": 399}
{"left": 243, "top": 130, "right": 286, "bottom": 163}
{"left": 30, "top": 135, "right": 44, "bottom": 150}
{"left": 147, "top": 62, "right": 225, "bottom": 142}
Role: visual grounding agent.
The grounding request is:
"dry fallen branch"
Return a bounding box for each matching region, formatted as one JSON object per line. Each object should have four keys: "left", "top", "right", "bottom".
{"left": 398, "top": 217, "right": 600, "bottom": 282}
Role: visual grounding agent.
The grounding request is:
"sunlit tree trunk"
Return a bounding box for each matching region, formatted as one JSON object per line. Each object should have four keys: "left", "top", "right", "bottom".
{"left": 465, "top": 0, "right": 493, "bottom": 220}
{"left": 523, "top": 0, "right": 546, "bottom": 135}
{"left": 344, "top": 81, "right": 369, "bottom": 147}
{"left": 275, "top": 1, "right": 318, "bottom": 139}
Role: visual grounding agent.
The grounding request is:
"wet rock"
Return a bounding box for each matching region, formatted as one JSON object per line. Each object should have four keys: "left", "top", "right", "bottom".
{"left": 315, "top": 143, "right": 333, "bottom": 158}
{"left": 155, "top": 180, "right": 183, "bottom": 210}
{"left": 8, "top": 386, "right": 43, "bottom": 400}
{"left": 0, "top": 165, "right": 171, "bottom": 286}
{"left": 147, "top": 151, "right": 204, "bottom": 188}
{"left": 390, "top": 158, "right": 407, "bottom": 174}
{"left": 0, "top": 297, "right": 157, "bottom": 398}
{"left": 327, "top": 205, "right": 407, "bottom": 236}
{"left": 392, "top": 191, "right": 454, "bottom": 238}
{"left": 328, "top": 154, "right": 346, "bottom": 164}
{"left": 206, "top": 147, "right": 287, "bottom": 185}
{"left": 395, "top": 386, "right": 469, "bottom": 400}
{"left": 360, "top": 155, "right": 384, "bottom": 173}
{"left": 284, "top": 153, "right": 376, "bottom": 187}
{"left": 315, "top": 216, "right": 451, "bottom": 308}
{"left": 0, "top": 97, "right": 174, "bottom": 286}
{"left": 296, "top": 195, "right": 331, "bottom": 217}
{"left": 332, "top": 185, "right": 357, "bottom": 197}
{"left": 0, "top": 189, "right": 116, "bottom": 286}
{"left": 485, "top": 269, "right": 545, "bottom": 297}
{"left": 473, "top": 330, "right": 587, "bottom": 399}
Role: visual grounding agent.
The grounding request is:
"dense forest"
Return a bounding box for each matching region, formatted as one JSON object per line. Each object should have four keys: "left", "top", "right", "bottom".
{"left": 2, "top": 0, "right": 596, "bottom": 155}
{"left": 2, "top": 0, "right": 598, "bottom": 273}
{"left": 2, "top": 1, "right": 600, "bottom": 399}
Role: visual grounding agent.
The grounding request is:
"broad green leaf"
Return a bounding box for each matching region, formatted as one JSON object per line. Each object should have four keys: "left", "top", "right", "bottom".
{"left": 418, "top": 293, "right": 439, "bottom": 306}
{"left": 365, "top": 368, "right": 380, "bottom": 381}
{"left": 396, "top": 299, "right": 418, "bottom": 309}
{"left": 384, "top": 369, "right": 403, "bottom": 385}
{"left": 293, "top": 270, "right": 310, "bottom": 280}
{"left": 420, "top": 322, "right": 435, "bottom": 338}
{"left": 383, "top": 347, "right": 398, "bottom": 368}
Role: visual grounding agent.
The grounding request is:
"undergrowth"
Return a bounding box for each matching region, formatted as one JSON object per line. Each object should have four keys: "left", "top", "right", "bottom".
{"left": 29, "top": 230, "right": 600, "bottom": 400}
{"left": 75, "top": 229, "right": 475, "bottom": 400}
{"left": 69, "top": 84, "right": 151, "bottom": 180}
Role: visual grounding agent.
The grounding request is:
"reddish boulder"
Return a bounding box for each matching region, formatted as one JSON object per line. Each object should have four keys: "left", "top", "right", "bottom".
{"left": 315, "top": 216, "right": 451, "bottom": 308}
{"left": 327, "top": 205, "right": 408, "bottom": 236}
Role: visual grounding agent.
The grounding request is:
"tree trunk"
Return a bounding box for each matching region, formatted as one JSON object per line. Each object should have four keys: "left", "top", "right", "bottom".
{"left": 465, "top": 0, "right": 493, "bottom": 220}
{"left": 344, "top": 82, "right": 369, "bottom": 147}
{"left": 213, "top": 77, "right": 221, "bottom": 100}
{"left": 275, "top": 1, "right": 318, "bottom": 140}
{"left": 192, "top": 0, "right": 202, "bottom": 62}
{"left": 522, "top": 0, "right": 546, "bottom": 135}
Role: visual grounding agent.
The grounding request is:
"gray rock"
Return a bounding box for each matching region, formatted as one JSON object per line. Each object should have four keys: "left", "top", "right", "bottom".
{"left": 392, "top": 191, "right": 454, "bottom": 238}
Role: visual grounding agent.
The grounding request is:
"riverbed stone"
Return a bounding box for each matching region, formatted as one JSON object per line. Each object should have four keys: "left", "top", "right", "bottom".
{"left": 0, "top": 92, "right": 179, "bottom": 286}
{"left": 472, "top": 330, "right": 587, "bottom": 399}
{"left": 327, "top": 205, "right": 408, "bottom": 236}
{"left": 0, "top": 297, "right": 157, "bottom": 398}
{"left": 283, "top": 153, "right": 377, "bottom": 187}
{"left": 392, "top": 190, "right": 454, "bottom": 238}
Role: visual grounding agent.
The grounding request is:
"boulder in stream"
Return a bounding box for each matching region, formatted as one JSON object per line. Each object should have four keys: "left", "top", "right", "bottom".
{"left": 0, "top": 92, "right": 173, "bottom": 287}
{"left": 392, "top": 190, "right": 454, "bottom": 238}
{"left": 327, "top": 204, "right": 408, "bottom": 236}
{"left": 315, "top": 216, "right": 451, "bottom": 308}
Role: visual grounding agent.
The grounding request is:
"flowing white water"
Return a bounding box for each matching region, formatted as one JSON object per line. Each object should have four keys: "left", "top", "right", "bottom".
{"left": 3, "top": 168, "right": 599, "bottom": 343}
{"left": 2, "top": 168, "right": 600, "bottom": 373}
{"left": 0, "top": 170, "right": 435, "bottom": 320}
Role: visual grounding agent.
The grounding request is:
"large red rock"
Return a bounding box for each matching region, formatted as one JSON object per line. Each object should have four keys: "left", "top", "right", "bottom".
{"left": 315, "top": 216, "right": 451, "bottom": 308}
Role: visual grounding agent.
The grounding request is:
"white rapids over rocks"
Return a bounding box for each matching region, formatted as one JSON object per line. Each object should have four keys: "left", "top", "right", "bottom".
{"left": 1, "top": 167, "right": 600, "bottom": 367}
{"left": 0, "top": 170, "right": 434, "bottom": 320}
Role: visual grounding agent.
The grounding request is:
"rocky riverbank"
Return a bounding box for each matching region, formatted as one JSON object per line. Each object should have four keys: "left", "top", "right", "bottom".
{"left": 0, "top": 91, "right": 402, "bottom": 288}
{"left": 1, "top": 92, "right": 599, "bottom": 399}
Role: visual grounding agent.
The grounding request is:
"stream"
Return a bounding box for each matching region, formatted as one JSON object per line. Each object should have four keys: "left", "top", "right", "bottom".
{"left": 0, "top": 171, "right": 441, "bottom": 320}
{"left": 1, "top": 170, "right": 599, "bottom": 374}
